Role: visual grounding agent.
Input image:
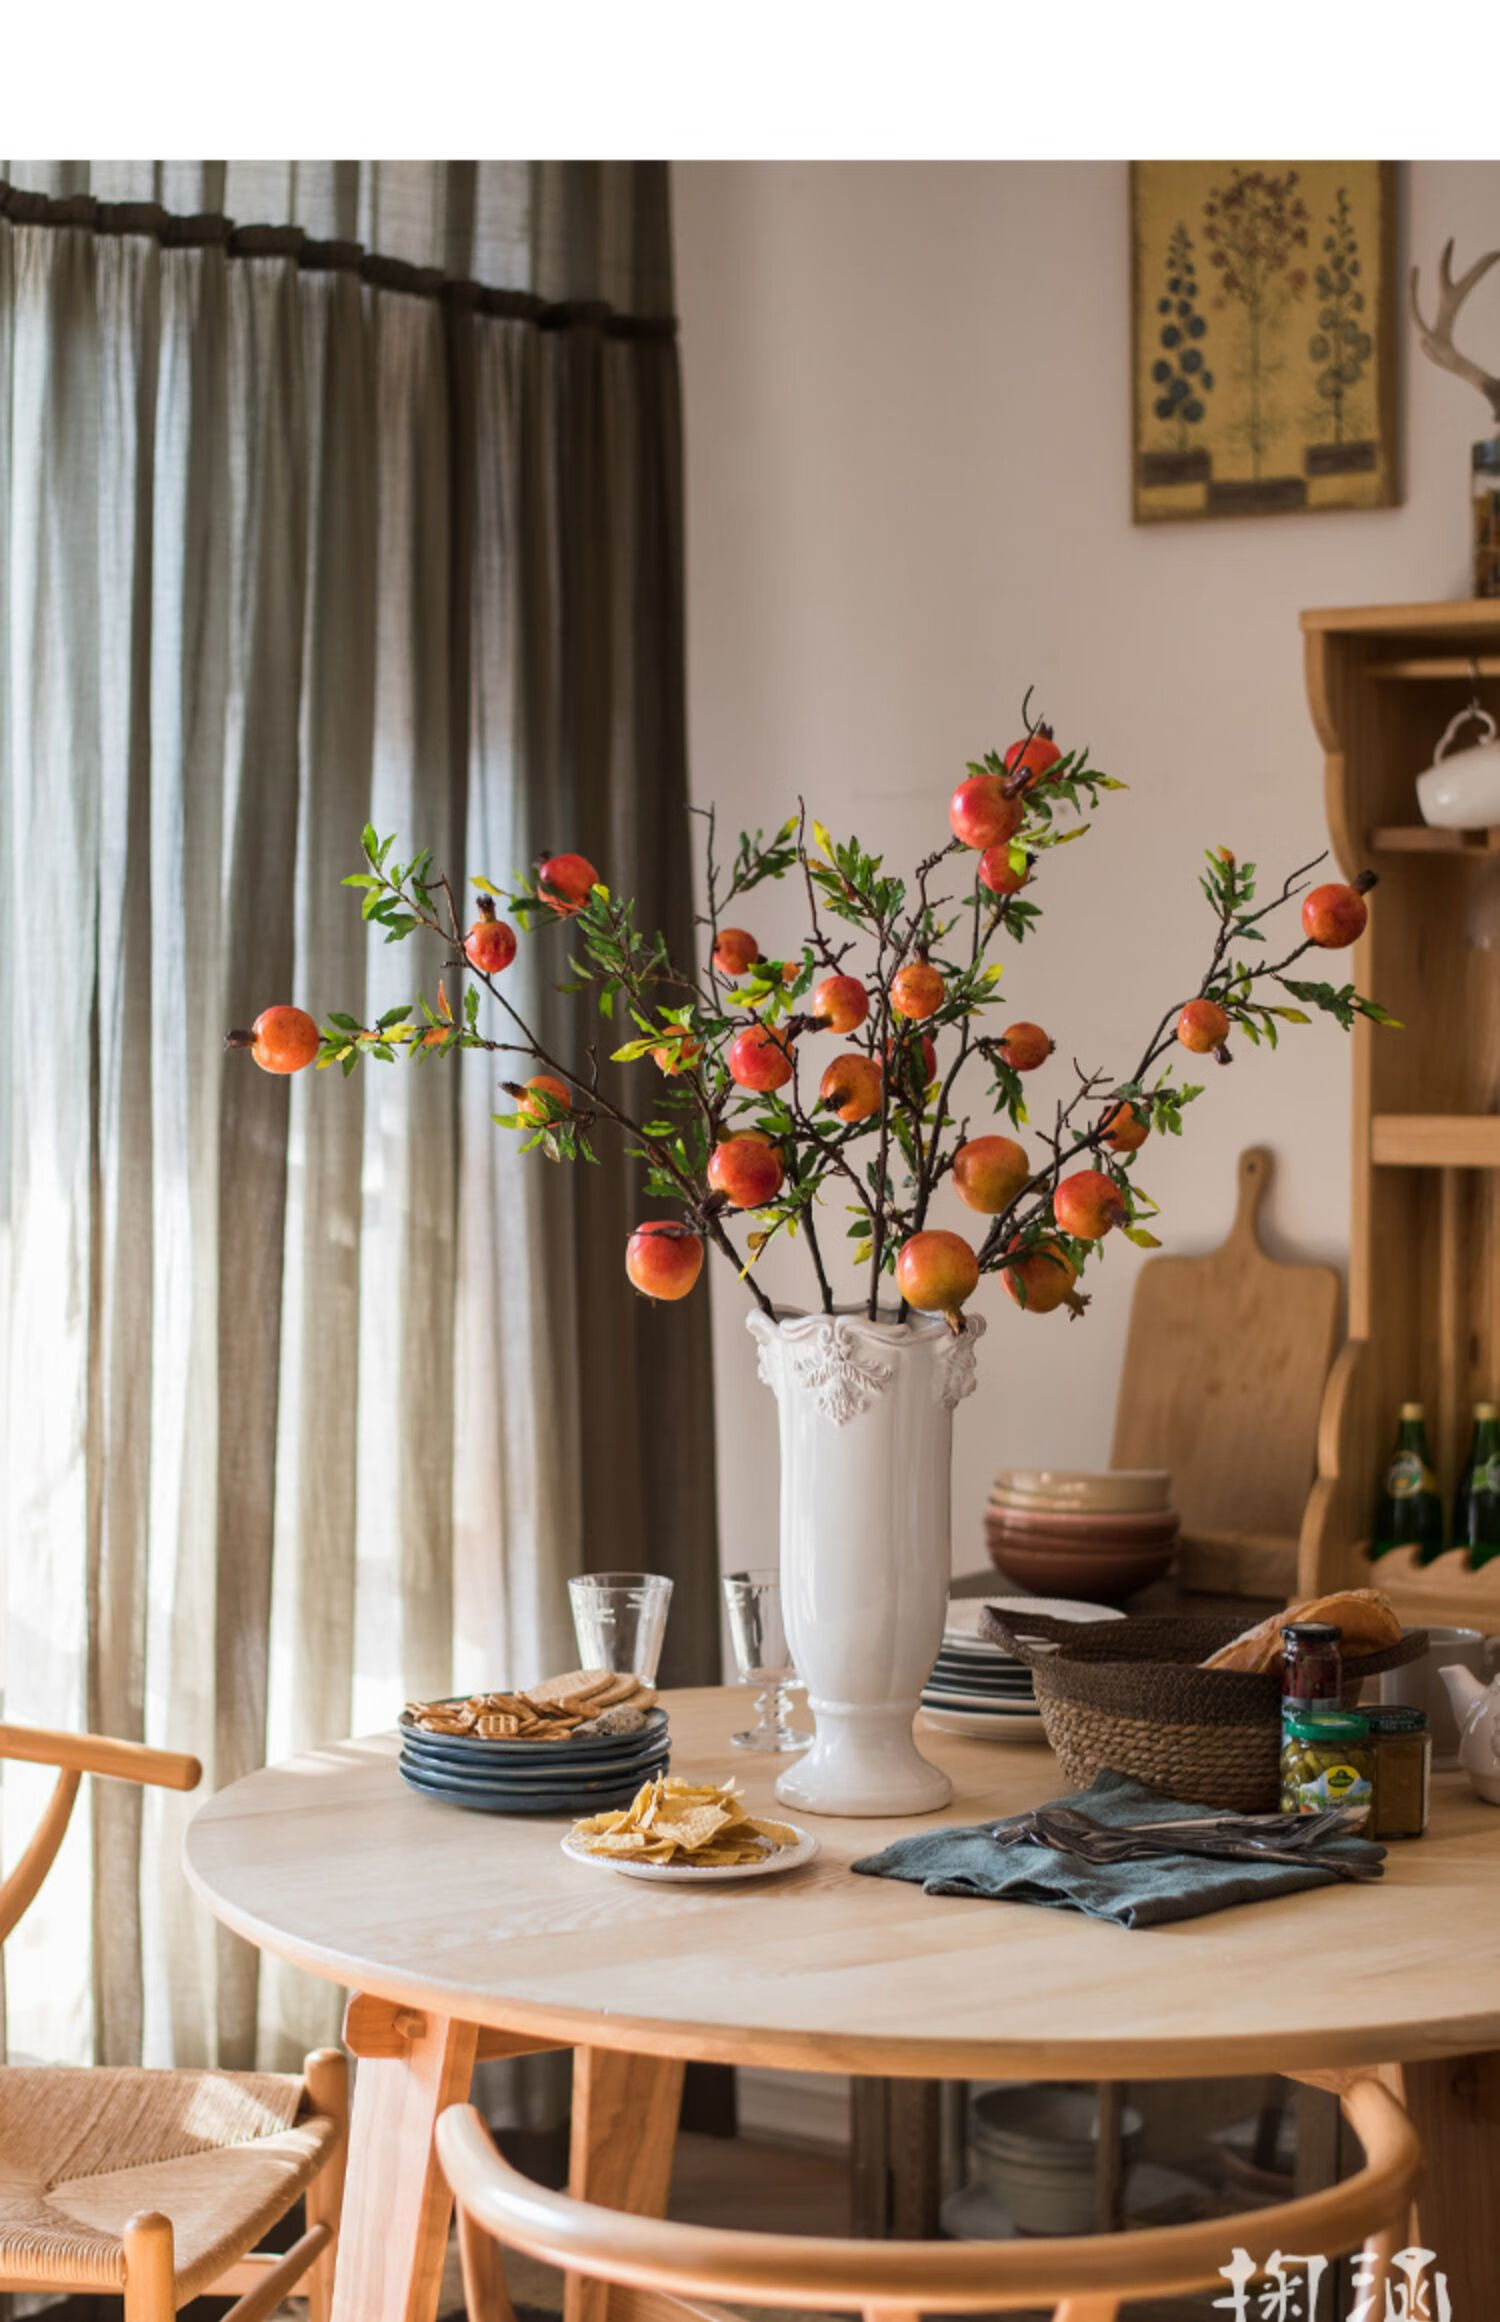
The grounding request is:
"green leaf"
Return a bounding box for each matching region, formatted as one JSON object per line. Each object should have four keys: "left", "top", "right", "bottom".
{"left": 464, "top": 986, "right": 480, "bottom": 1028}
{"left": 327, "top": 1012, "right": 361, "bottom": 1032}
{"left": 377, "top": 1003, "right": 412, "bottom": 1031}
{"left": 1123, "top": 1226, "right": 1162, "bottom": 1249}
{"left": 361, "top": 821, "right": 379, "bottom": 860}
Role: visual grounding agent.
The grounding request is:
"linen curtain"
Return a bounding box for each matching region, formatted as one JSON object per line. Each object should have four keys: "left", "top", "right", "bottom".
{"left": 0, "top": 160, "right": 717, "bottom": 2075}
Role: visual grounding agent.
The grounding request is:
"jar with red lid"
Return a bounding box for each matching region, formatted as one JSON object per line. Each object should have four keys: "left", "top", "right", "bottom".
{"left": 1281, "top": 1621, "right": 1343, "bottom": 1716}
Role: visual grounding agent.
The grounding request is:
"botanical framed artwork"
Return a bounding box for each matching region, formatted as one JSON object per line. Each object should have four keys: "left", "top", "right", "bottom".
{"left": 1130, "top": 161, "right": 1399, "bottom": 522}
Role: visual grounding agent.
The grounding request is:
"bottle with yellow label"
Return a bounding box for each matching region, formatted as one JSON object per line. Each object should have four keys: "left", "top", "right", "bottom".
{"left": 1281, "top": 1711, "right": 1374, "bottom": 1824}
{"left": 1370, "top": 1403, "right": 1444, "bottom": 1565}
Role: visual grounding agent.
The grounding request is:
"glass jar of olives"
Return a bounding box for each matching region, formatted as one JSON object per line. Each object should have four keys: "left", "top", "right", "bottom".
{"left": 1281, "top": 1710, "right": 1374, "bottom": 1824}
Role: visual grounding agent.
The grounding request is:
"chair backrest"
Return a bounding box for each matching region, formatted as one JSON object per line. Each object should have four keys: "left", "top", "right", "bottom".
{"left": 0, "top": 1724, "right": 201, "bottom": 1944}
{"left": 437, "top": 2075, "right": 1419, "bottom": 2322}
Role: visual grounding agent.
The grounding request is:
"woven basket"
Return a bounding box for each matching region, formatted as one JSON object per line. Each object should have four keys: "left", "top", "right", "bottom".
{"left": 982, "top": 1607, "right": 1429, "bottom": 1812}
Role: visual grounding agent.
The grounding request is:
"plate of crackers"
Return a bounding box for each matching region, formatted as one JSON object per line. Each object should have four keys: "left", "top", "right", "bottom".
{"left": 402, "top": 1669, "right": 658, "bottom": 1744}
{"left": 561, "top": 1775, "right": 817, "bottom": 1883}
{"left": 399, "top": 1672, "right": 668, "bottom": 1815}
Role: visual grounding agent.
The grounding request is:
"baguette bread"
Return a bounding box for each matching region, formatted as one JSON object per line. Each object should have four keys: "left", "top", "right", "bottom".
{"left": 1203, "top": 1587, "right": 1402, "bottom": 1674}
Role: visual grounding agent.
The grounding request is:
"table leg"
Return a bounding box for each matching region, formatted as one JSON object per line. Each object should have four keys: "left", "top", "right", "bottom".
{"left": 566, "top": 2046, "right": 685, "bottom": 2322}
{"left": 850, "top": 2078, "right": 944, "bottom": 2238}
{"left": 1391, "top": 2051, "right": 1500, "bottom": 2311}
{"left": 331, "top": 2006, "right": 479, "bottom": 2322}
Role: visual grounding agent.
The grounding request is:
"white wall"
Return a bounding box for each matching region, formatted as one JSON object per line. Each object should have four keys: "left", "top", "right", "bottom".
{"left": 674, "top": 160, "right": 1500, "bottom": 1589}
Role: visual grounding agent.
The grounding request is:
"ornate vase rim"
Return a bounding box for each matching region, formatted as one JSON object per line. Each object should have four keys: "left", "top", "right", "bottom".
{"left": 746, "top": 1304, "right": 987, "bottom": 1348}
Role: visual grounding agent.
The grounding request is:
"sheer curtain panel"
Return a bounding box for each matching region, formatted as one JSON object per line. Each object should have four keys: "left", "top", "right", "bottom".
{"left": 0, "top": 161, "right": 716, "bottom": 2073}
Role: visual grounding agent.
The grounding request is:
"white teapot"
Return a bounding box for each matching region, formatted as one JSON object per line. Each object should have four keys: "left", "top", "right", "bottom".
{"left": 1417, "top": 701, "right": 1500, "bottom": 830}
{"left": 1439, "top": 1663, "right": 1500, "bottom": 1803}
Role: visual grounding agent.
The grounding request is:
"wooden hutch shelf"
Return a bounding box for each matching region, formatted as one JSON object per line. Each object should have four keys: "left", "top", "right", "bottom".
{"left": 1300, "top": 599, "right": 1500, "bottom": 1631}
{"left": 1367, "top": 825, "right": 1500, "bottom": 855}
{"left": 1372, "top": 1116, "right": 1500, "bottom": 1169}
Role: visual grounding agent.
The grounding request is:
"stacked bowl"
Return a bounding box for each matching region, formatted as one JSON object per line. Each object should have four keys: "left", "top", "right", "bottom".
{"left": 398, "top": 1705, "right": 671, "bottom": 1815}
{"left": 985, "top": 1469, "right": 1179, "bottom": 1605}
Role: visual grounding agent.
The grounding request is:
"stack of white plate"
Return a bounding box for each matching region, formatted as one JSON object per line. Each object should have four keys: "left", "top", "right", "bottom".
{"left": 919, "top": 1596, "right": 1123, "bottom": 1742}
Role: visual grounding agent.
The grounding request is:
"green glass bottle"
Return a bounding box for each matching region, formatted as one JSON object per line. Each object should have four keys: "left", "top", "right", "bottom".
{"left": 1370, "top": 1403, "right": 1445, "bottom": 1564}
{"left": 1455, "top": 1402, "right": 1500, "bottom": 1569}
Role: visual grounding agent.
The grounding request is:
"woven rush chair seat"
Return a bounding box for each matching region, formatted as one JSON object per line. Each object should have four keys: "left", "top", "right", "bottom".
{"left": 0, "top": 1723, "right": 347, "bottom": 2320}
{"left": 0, "top": 2066, "right": 337, "bottom": 2297}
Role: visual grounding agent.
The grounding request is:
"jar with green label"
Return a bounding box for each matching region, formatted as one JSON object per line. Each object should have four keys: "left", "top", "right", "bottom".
{"left": 1281, "top": 1711, "right": 1374, "bottom": 1824}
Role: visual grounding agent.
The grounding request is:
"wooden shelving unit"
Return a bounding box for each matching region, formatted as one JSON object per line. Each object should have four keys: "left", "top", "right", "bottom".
{"left": 1300, "top": 599, "right": 1500, "bottom": 1629}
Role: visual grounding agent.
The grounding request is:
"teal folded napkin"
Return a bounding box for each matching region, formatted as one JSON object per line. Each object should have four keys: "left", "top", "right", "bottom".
{"left": 850, "top": 1769, "right": 1385, "bottom": 1929}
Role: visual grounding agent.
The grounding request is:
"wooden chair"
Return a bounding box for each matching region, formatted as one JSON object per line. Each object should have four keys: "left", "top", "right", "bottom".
{"left": 0, "top": 1722, "right": 348, "bottom": 2322}
{"left": 437, "top": 2074, "right": 1420, "bottom": 2322}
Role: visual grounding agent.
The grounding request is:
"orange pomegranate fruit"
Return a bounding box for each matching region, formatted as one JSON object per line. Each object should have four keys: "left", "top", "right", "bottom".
{"left": 820, "top": 1053, "right": 883, "bottom": 1123}
{"left": 464, "top": 897, "right": 518, "bottom": 975}
{"left": 228, "top": 1005, "right": 320, "bottom": 1075}
{"left": 713, "top": 927, "right": 760, "bottom": 977}
{"left": 949, "top": 775, "right": 1023, "bottom": 852}
{"left": 809, "top": 973, "right": 869, "bottom": 1033}
{"left": 1101, "top": 1100, "right": 1149, "bottom": 1154}
{"left": 1177, "top": 998, "right": 1230, "bottom": 1054}
{"left": 1003, "top": 1236, "right": 1083, "bottom": 1316}
{"left": 1301, "top": 880, "right": 1371, "bottom": 949}
{"left": 1003, "top": 729, "right": 1063, "bottom": 792}
{"left": 891, "top": 961, "right": 945, "bottom": 1020}
{"left": 625, "top": 1221, "right": 703, "bottom": 1301}
{"left": 998, "top": 1021, "right": 1052, "bottom": 1073}
{"left": 707, "top": 1133, "right": 785, "bottom": 1208}
{"left": 952, "top": 1134, "right": 1030, "bottom": 1214}
{"left": 537, "top": 852, "right": 598, "bottom": 915}
{"left": 651, "top": 1026, "right": 704, "bottom": 1076}
{"left": 727, "top": 1024, "right": 794, "bottom": 1091}
{"left": 1053, "top": 1168, "right": 1128, "bottom": 1241}
{"left": 977, "top": 843, "right": 1030, "bottom": 897}
{"left": 896, "top": 1229, "right": 980, "bottom": 1324}
{"left": 517, "top": 1074, "right": 571, "bottom": 1122}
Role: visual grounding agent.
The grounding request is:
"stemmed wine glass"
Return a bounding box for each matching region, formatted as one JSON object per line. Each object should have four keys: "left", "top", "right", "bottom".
{"left": 722, "top": 1571, "right": 808, "bottom": 1753}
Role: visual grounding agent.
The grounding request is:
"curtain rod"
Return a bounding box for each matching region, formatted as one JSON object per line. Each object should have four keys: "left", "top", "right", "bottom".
{"left": 0, "top": 182, "right": 678, "bottom": 342}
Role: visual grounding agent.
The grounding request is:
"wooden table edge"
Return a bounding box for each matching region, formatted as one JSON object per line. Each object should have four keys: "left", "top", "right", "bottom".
{"left": 181, "top": 1838, "right": 1500, "bottom": 2081}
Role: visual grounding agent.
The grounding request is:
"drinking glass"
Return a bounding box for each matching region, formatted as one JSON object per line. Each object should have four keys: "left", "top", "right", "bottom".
{"left": 568, "top": 1572, "right": 673, "bottom": 1682}
{"left": 722, "top": 1570, "right": 808, "bottom": 1753}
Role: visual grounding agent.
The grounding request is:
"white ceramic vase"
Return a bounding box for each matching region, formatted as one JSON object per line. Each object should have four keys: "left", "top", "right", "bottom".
{"left": 746, "top": 1304, "right": 986, "bottom": 1817}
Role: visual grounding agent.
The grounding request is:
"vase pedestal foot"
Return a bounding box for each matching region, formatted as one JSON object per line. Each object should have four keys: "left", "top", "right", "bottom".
{"left": 773, "top": 1702, "right": 952, "bottom": 1818}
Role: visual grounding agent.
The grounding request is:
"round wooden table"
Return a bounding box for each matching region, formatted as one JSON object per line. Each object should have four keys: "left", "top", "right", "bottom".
{"left": 185, "top": 1687, "right": 1500, "bottom": 2321}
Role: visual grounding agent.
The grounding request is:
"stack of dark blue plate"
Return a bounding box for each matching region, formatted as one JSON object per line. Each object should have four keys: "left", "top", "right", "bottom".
{"left": 398, "top": 1705, "right": 670, "bottom": 1815}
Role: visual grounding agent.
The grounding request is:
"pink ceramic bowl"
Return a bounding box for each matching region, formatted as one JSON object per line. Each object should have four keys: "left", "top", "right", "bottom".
{"left": 986, "top": 1503, "right": 1181, "bottom": 1545}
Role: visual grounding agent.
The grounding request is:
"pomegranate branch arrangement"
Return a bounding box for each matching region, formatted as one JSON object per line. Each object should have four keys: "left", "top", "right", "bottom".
{"left": 228, "top": 703, "right": 1392, "bottom": 1337}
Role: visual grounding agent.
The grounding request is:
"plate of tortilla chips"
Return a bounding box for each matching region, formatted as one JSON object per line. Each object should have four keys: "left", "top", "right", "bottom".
{"left": 562, "top": 1774, "right": 817, "bottom": 1883}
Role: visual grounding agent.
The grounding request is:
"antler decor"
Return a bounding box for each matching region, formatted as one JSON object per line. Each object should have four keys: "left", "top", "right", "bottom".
{"left": 1410, "top": 239, "right": 1500, "bottom": 425}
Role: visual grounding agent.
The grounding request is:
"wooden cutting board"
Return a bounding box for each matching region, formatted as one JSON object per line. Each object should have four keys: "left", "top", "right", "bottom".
{"left": 1110, "top": 1146, "right": 1341, "bottom": 1599}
